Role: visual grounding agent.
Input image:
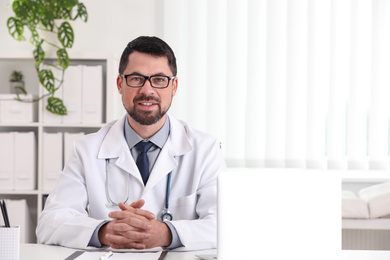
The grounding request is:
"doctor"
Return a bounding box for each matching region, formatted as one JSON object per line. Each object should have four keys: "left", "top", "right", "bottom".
{"left": 36, "top": 36, "right": 226, "bottom": 250}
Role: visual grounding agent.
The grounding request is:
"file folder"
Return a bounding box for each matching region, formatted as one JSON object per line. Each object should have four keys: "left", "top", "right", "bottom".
{"left": 64, "top": 132, "right": 84, "bottom": 164}
{"left": 63, "top": 65, "right": 83, "bottom": 124}
{"left": 82, "top": 65, "right": 103, "bottom": 123}
{"left": 0, "top": 132, "right": 14, "bottom": 190}
{"left": 14, "top": 132, "right": 36, "bottom": 190}
{"left": 42, "top": 132, "right": 63, "bottom": 192}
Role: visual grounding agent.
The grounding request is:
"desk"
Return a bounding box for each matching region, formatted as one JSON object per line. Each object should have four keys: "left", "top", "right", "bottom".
{"left": 20, "top": 243, "right": 216, "bottom": 260}
{"left": 342, "top": 250, "right": 390, "bottom": 260}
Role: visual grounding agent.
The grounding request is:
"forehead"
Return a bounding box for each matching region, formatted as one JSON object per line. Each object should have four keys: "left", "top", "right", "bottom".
{"left": 125, "top": 51, "right": 171, "bottom": 74}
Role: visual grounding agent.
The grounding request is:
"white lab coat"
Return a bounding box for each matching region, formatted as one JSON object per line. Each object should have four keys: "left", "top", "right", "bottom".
{"left": 36, "top": 114, "right": 226, "bottom": 250}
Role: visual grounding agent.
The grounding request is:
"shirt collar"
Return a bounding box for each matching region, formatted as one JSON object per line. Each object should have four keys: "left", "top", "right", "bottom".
{"left": 124, "top": 115, "right": 170, "bottom": 149}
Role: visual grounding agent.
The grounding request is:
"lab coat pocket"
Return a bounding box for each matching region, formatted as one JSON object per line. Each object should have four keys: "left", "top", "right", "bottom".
{"left": 169, "top": 192, "right": 198, "bottom": 220}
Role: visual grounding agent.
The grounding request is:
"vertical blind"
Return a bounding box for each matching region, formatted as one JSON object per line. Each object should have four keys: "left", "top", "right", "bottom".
{"left": 162, "top": 0, "right": 390, "bottom": 170}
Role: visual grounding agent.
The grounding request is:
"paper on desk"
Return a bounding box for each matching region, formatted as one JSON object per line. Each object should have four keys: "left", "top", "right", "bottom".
{"left": 74, "top": 251, "right": 162, "bottom": 260}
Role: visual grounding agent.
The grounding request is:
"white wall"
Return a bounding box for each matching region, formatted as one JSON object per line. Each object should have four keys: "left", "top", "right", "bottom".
{"left": 0, "top": 0, "right": 161, "bottom": 54}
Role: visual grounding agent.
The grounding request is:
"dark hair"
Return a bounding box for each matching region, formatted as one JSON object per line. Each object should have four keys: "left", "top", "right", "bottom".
{"left": 118, "top": 36, "right": 177, "bottom": 75}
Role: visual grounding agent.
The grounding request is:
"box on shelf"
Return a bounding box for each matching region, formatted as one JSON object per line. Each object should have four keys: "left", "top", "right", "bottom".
{"left": 0, "top": 94, "right": 36, "bottom": 123}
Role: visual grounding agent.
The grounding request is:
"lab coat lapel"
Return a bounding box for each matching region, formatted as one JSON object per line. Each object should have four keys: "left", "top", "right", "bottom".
{"left": 97, "top": 115, "right": 143, "bottom": 184}
{"left": 144, "top": 116, "right": 193, "bottom": 194}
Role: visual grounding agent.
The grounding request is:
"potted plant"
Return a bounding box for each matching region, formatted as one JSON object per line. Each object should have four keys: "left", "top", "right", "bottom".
{"left": 6, "top": 0, "right": 88, "bottom": 115}
{"left": 9, "top": 70, "right": 26, "bottom": 95}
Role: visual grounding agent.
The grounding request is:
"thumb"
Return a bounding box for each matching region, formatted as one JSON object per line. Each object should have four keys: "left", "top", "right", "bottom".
{"left": 130, "top": 199, "right": 146, "bottom": 209}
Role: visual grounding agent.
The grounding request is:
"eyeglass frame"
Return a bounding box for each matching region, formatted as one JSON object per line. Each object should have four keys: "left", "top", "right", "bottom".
{"left": 120, "top": 73, "right": 176, "bottom": 89}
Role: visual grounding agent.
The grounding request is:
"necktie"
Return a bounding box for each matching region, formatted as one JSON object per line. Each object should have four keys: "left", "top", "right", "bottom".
{"left": 135, "top": 141, "right": 154, "bottom": 185}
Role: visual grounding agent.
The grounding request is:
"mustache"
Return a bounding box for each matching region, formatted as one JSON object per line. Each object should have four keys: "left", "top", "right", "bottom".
{"left": 133, "top": 94, "right": 160, "bottom": 103}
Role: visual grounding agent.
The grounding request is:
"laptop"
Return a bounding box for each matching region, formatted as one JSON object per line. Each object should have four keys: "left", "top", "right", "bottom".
{"left": 215, "top": 168, "right": 340, "bottom": 260}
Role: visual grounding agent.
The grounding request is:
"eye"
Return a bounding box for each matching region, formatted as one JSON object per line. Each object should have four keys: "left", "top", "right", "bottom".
{"left": 129, "top": 76, "right": 142, "bottom": 82}
{"left": 152, "top": 76, "right": 167, "bottom": 83}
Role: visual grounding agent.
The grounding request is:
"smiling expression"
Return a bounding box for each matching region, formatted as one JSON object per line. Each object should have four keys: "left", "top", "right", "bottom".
{"left": 117, "top": 51, "right": 178, "bottom": 126}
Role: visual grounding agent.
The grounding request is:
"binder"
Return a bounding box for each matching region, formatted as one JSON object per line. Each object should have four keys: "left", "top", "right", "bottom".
{"left": 0, "top": 132, "right": 15, "bottom": 190}
{"left": 63, "top": 132, "right": 84, "bottom": 164}
{"left": 14, "top": 132, "right": 36, "bottom": 190}
{"left": 62, "top": 65, "right": 83, "bottom": 124}
{"left": 42, "top": 132, "right": 63, "bottom": 192}
{"left": 82, "top": 65, "right": 103, "bottom": 123}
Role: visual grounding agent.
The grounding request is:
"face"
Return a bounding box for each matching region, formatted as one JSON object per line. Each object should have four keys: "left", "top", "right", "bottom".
{"left": 117, "top": 51, "right": 178, "bottom": 126}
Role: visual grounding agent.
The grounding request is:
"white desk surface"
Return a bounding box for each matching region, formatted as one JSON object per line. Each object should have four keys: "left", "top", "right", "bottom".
{"left": 342, "top": 250, "right": 390, "bottom": 260}
{"left": 21, "top": 244, "right": 390, "bottom": 260}
{"left": 20, "top": 243, "right": 216, "bottom": 260}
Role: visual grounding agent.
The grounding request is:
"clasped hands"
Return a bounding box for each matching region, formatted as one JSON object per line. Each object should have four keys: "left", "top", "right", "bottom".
{"left": 98, "top": 199, "right": 172, "bottom": 249}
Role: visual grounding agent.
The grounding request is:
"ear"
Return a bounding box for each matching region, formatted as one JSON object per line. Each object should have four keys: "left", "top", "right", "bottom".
{"left": 116, "top": 74, "right": 123, "bottom": 94}
{"left": 172, "top": 77, "right": 178, "bottom": 97}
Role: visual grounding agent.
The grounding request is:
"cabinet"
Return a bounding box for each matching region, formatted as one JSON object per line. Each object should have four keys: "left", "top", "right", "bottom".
{"left": 0, "top": 51, "right": 122, "bottom": 242}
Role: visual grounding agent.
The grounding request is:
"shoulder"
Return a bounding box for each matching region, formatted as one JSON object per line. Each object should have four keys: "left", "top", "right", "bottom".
{"left": 169, "top": 115, "right": 219, "bottom": 147}
{"left": 75, "top": 116, "right": 124, "bottom": 149}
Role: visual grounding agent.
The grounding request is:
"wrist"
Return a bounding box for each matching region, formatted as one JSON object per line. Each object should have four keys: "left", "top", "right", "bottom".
{"left": 161, "top": 221, "right": 173, "bottom": 247}
{"left": 98, "top": 222, "right": 109, "bottom": 246}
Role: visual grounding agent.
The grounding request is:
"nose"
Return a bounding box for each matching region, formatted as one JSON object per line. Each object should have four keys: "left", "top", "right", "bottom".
{"left": 139, "top": 78, "right": 155, "bottom": 94}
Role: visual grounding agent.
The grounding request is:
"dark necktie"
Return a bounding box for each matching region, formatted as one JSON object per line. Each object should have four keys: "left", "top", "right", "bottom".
{"left": 135, "top": 141, "right": 154, "bottom": 185}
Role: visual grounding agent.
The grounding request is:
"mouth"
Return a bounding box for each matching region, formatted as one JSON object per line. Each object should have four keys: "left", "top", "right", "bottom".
{"left": 137, "top": 101, "right": 159, "bottom": 111}
{"left": 140, "top": 102, "right": 154, "bottom": 106}
{"left": 133, "top": 94, "right": 160, "bottom": 111}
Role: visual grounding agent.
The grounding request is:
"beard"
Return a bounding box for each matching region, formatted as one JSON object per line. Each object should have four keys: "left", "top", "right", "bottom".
{"left": 123, "top": 94, "right": 170, "bottom": 125}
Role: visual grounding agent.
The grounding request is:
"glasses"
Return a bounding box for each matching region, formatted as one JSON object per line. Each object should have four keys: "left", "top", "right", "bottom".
{"left": 121, "top": 74, "right": 176, "bottom": 89}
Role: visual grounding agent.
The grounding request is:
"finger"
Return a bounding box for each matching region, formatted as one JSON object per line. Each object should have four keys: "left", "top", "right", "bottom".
{"left": 112, "top": 205, "right": 155, "bottom": 220}
{"left": 109, "top": 209, "right": 151, "bottom": 222}
{"left": 106, "top": 233, "right": 146, "bottom": 249}
{"left": 108, "top": 219, "right": 151, "bottom": 232}
{"left": 122, "top": 230, "right": 150, "bottom": 241}
{"left": 110, "top": 242, "right": 146, "bottom": 250}
{"left": 107, "top": 224, "right": 150, "bottom": 241}
{"left": 127, "top": 199, "right": 145, "bottom": 209}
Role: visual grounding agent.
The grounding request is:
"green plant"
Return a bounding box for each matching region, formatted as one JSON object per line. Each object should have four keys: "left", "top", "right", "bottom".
{"left": 6, "top": 0, "right": 88, "bottom": 115}
{"left": 10, "top": 70, "right": 27, "bottom": 95}
{"left": 10, "top": 70, "right": 24, "bottom": 82}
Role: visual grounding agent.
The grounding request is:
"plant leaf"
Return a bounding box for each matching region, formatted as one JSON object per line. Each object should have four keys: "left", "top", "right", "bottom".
{"left": 12, "top": 0, "right": 28, "bottom": 20}
{"left": 15, "top": 87, "right": 28, "bottom": 95}
{"left": 35, "top": 60, "right": 43, "bottom": 71}
{"left": 56, "top": 8, "right": 72, "bottom": 19}
{"left": 41, "top": 10, "right": 55, "bottom": 31}
{"left": 28, "top": 23, "right": 40, "bottom": 45}
{"left": 46, "top": 97, "right": 67, "bottom": 115}
{"left": 7, "top": 17, "right": 24, "bottom": 41}
{"left": 39, "top": 69, "right": 55, "bottom": 94}
{"left": 59, "top": 0, "right": 78, "bottom": 8}
{"left": 74, "top": 2, "right": 88, "bottom": 22}
{"left": 58, "top": 21, "right": 74, "bottom": 48}
{"left": 27, "top": 1, "right": 41, "bottom": 24}
{"left": 33, "top": 40, "right": 45, "bottom": 63}
{"left": 57, "top": 48, "right": 69, "bottom": 69}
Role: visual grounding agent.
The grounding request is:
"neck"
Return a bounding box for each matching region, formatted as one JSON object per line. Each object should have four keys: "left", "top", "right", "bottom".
{"left": 127, "top": 115, "right": 166, "bottom": 139}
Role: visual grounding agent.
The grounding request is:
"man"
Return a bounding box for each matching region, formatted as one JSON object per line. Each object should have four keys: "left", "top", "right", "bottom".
{"left": 36, "top": 36, "right": 226, "bottom": 250}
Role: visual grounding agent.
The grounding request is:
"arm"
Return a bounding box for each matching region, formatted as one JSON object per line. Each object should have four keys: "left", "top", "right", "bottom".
{"left": 36, "top": 138, "right": 107, "bottom": 249}
{"left": 168, "top": 139, "right": 225, "bottom": 250}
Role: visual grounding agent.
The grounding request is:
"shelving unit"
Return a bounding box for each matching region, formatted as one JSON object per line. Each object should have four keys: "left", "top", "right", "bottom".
{"left": 0, "top": 50, "right": 121, "bottom": 242}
